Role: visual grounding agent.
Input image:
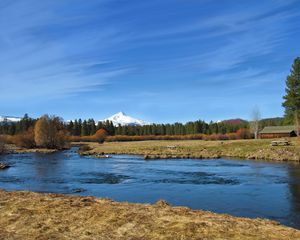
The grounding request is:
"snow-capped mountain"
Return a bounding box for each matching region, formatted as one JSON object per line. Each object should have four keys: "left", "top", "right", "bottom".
{"left": 0, "top": 116, "right": 22, "bottom": 123}
{"left": 100, "top": 112, "right": 149, "bottom": 126}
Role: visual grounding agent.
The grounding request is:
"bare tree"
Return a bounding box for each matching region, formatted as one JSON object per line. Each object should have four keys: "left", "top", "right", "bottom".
{"left": 250, "top": 107, "right": 261, "bottom": 139}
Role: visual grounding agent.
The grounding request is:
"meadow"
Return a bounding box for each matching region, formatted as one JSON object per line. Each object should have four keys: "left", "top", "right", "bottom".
{"left": 79, "top": 138, "right": 300, "bottom": 162}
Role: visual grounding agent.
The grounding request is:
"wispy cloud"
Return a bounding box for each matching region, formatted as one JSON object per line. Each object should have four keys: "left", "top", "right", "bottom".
{"left": 0, "top": 0, "right": 131, "bottom": 101}
{"left": 0, "top": 0, "right": 299, "bottom": 120}
{"left": 113, "top": 1, "right": 298, "bottom": 83}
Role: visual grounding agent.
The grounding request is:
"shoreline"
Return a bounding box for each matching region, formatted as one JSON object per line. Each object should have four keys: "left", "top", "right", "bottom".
{"left": 0, "top": 189, "right": 299, "bottom": 239}
{"left": 2, "top": 144, "right": 61, "bottom": 154}
{"left": 77, "top": 139, "right": 300, "bottom": 163}
{"left": 2, "top": 139, "right": 300, "bottom": 163}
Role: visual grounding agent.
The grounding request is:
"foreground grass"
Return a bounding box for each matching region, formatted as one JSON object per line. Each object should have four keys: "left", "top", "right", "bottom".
{"left": 0, "top": 190, "right": 299, "bottom": 240}
{"left": 79, "top": 139, "right": 300, "bottom": 162}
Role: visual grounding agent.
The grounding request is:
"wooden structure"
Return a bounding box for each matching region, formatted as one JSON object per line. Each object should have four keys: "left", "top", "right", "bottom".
{"left": 271, "top": 140, "right": 290, "bottom": 146}
{"left": 259, "top": 126, "right": 297, "bottom": 139}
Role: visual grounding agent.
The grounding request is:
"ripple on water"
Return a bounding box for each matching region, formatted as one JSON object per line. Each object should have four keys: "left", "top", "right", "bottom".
{"left": 216, "top": 162, "right": 247, "bottom": 167}
{"left": 142, "top": 169, "right": 239, "bottom": 185}
{"left": 149, "top": 169, "right": 216, "bottom": 176}
{"left": 79, "top": 172, "right": 131, "bottom": 184}
{"left": 41, "top": 178, "right": 67, "bottom": 184}
{"left": 152, "top": 177, "right": 239, "bottom": 185}
{"left": 0, "top": 176, "right": 23, "bottom": 183}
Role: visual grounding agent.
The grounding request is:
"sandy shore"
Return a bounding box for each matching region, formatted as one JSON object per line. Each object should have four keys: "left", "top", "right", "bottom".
{"left": 0, "top": 190, "right": 299, "bottom": 240}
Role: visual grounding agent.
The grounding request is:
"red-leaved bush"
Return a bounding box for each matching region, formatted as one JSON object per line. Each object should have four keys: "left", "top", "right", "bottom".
{"left": 67, "top": 129, "right": 252, "bottom": 143}
{"left": 94, "top": 129, "right": 108, "bottom": 143}
{"left": 236, "top": 128, "right": 251, "bottom": 139}
{"left": 67, "top": 129, "right": 108, "bottom": 143}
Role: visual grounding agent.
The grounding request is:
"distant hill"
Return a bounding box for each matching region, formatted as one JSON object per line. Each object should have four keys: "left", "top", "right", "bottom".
{"left": 221, "top": 117, "right": 286, "bottom": 127}
{"left": 221, "top": 118, "right": 248, "bottom": 125}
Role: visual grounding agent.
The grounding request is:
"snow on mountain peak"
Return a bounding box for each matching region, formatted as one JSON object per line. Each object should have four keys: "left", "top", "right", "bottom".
{"left": 0, "top": 116, "right": 22, "bottom": 123}
{"left": 101, "top": 112, "right": 149, "bottom": 126}
{"left": 114, "top": 112, "right": 126, "bottom": 117}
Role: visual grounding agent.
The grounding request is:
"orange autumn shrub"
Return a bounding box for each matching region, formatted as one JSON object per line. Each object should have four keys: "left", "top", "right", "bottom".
{"left": 236, "top": 128, "right": 251, "bottom": 139}
{"left": 93, "top": 129, "right": 108, "bottom": 143}
{"left": 34, "top": 115, "right": 66, "bottom": 149}
{"left": 12, "top": 128, "right": 35, "bottom": 148}
{"left": 67, "top": 129, "right": 108, "bottom": 143}
{"left": 67, "top": 129, "right": 252, "bottom": 143}
{"left": 106, "top": 134, "right": 205, "bottom": 142}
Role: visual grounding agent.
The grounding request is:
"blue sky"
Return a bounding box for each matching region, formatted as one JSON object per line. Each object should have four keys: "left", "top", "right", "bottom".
{"left": 0, "top": 0, "right": 300, "bottom": 123}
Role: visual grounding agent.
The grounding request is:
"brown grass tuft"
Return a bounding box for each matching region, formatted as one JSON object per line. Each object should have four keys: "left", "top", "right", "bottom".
{"left": 0, "top": 190, "right": 299, "bottom": 240}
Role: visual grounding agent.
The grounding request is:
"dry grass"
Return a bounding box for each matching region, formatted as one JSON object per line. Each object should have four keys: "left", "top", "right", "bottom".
{"left": 3, "top": 144, "right": 58, "bottom": 154}
{"left": 0, "top": 190, "right": 299, "bottom": 240}
{"left": 78, "top": 138, "right": 300, "bottom": 162}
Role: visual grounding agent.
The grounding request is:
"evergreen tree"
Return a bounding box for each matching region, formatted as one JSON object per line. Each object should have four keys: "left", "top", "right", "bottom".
{"left": 73, "top": 120, "right": 79, "bottom": 136}
{"left": 89, "top": 119, "right": 96, "bottom": 135}
{"left": 283, "top": 57, "right": 300, "bottom": 135}
{"left": 78, "top": 119, "right": 82, "bottom": 135}
{"left": 96, "top": 121, "right": 103, "bottom": 131}
{"left": 67, "top": 121, "right": 74, "bottom": 135}
{"left": 81, "top": 120, "right": 88, "bottom": 136}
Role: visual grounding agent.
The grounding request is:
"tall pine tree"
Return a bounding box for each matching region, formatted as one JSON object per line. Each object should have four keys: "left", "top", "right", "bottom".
{"left": 81, "top": 120, "right": 88, "bottom": 136}
{"left": 283, "top": 57, "right": 300, "bottom": 135}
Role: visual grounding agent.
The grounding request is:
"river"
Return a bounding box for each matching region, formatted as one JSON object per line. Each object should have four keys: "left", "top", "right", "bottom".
{"left": 0, "top": 147, "right": 300, "bottom": 229}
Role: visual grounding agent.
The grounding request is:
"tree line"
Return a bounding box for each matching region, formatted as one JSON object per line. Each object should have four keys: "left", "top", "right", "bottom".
{"left": 113, "top": 120, "right": 249, "bottom": 136}
{"left": 0, "top": 114, "right": 292, "bottom": 140}
{"left": 0, "top": 114, "right": 36, "bottom": 135}
{"left": 0, "top": 116, "right": 251, "bottom": 137}
{"left": 0, "top": 115, "right": 108, "bottom": 151}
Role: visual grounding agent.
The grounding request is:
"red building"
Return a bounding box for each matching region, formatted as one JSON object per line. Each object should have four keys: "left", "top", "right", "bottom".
{"left": 259, "top": 126, "right": 297, "bottom": 139}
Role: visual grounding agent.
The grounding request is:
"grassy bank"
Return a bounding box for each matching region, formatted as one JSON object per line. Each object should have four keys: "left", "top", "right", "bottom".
{"left": 78, "top": 139, "right": 300, "bottom": 162}
{"left": 0, "top": 190, "right": 299, "bottom": 240}
{"left": 2, "top": 144, "right": 58, "bottom": 154}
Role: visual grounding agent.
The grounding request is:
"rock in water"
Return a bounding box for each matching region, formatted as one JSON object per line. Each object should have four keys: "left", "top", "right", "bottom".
{"left": 0, "top": 163, "right": 10, "bottom": 170}
{"left": 72, "top": 188, "right": 86, "bottom": 193}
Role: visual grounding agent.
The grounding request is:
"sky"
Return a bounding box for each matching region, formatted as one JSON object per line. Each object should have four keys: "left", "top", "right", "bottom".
{"left": 0, "top": 0, "right": 300, "bottom": 123}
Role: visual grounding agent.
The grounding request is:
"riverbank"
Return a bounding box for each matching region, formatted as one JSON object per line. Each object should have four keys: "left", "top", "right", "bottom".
{"left": 77, "top": 139, "right": 300, "bottom": 162}
{"left": 0, "top": 190, "right": 299, "bottom": 240}
{"left": 2, "top": 144, "right": 59, "bottom": 154}
{"left": 3, "top": 138, "right": 300, "bottom": 162}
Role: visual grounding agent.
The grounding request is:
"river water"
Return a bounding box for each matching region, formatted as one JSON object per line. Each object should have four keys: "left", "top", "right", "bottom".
{"left": 0, "top": 147, "right": 300, "bottom": 229}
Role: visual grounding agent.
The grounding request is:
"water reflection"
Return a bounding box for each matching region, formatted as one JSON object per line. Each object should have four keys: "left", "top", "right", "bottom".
{"left": 33, "top": 152, "right": 62, "bottom": 177}
{"left": 287, "top": 166, "right": 300, "bottom": 228}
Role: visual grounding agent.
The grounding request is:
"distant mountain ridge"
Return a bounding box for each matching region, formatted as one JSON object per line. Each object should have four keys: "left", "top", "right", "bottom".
{"left": 100, "top": 112, "right": 150, "bottom": 126}
{"left": 221, "top": 118, "right": 248, "bottom": 125}
{"left": 0, "top": 116, "right": 22, "bottom": 123}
